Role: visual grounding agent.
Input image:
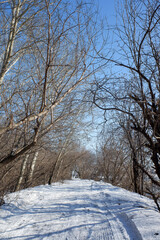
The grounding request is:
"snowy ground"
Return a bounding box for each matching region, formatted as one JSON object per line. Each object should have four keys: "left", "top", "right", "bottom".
{"left": 0, "top": 179, "right": 160, "bottom": 240}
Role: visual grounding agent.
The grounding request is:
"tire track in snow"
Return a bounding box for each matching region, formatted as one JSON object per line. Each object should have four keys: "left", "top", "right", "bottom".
{"left": 90, "top": 182, "right": 143, "bottom": 240}
{"left": 60, "top": 180, "right": 116, "bottom": 240}
{"left": 64, "top": 180, "right": 125, "bottom": 240}
{"left": 117, "top": 213, "right": 143, "bottom": 240}
{"left": 0, "top": 180, "right": 146, "bottom": 240}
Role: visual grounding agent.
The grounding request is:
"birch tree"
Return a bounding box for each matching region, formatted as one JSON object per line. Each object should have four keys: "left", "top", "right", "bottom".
{"left": 0, "top": 0, "right": 104, "bottom": 167}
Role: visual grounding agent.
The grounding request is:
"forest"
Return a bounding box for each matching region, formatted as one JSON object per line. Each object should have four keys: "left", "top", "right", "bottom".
{"left": 0, "top": 0, "right": 160, "bottom": 211}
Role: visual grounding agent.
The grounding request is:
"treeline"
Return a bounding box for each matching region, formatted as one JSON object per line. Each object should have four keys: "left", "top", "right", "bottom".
{"left": 92, "top": 0, "right": 160, "bottom": 210}
{"left": 0, "top": 0, "right": 102, "bottom": 193}
{"left": 0, "top": 133, "right": 137, "bottom": 196}
{"left": 0, "top": 0, "right": 160, "bottom": 211}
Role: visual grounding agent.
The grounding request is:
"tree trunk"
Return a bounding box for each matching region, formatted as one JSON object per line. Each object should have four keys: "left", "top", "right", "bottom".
{"left": 132, "top": 152, "right": 140, "bottom": 193}
{"left": 28, "top": 151, "right": 39, "bottom": 183}
{"left": 16, "top": 154, "right": 29, "bottom": 191}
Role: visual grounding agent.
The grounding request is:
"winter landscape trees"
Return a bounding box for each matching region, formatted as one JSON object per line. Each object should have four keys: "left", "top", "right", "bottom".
{"left": 0, "top": 0, "right": 160, "bottom": 211}
{"left": 0, "top": 0, "right": 97, "bottom": 164}
{"left": 92, "top": 0, "right": 160, "bottom": 209}
{"left": 0, "top": 0, "right": 103, "bottom": 194}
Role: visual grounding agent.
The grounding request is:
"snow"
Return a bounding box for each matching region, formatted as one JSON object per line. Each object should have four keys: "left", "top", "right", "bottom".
{"left": 0, "top": 179, "right": 160, "bottom": 239}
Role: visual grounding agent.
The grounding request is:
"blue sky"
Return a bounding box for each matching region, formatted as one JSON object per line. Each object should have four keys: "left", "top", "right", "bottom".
{"left": 97, "top": 0, "right": 116, "bottom": 25}
{"left": 81, "top": 1, "right": 117, "bottom": 151}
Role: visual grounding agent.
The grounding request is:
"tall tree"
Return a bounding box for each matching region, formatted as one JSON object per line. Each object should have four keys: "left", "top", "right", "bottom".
{"left": 92, "top": 0, "right": 160, "bottom": 207}
{"left": 0, "top": 0, "right": 104, "bottom": 167}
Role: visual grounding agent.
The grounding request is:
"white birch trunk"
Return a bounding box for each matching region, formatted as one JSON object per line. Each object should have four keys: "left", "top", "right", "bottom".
{"left": 29, "top": 151, "right": 39, "bottom": 182}
{"left": 0, "top": 0, "right": 21, "bottom": 87}
{"left": 16, "top": 154, "right": 29, "bottom": 191}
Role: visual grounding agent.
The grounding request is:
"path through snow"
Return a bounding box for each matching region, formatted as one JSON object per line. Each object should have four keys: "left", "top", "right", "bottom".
{"left": 0, "top": 179, "right": 160, "bottom": 239}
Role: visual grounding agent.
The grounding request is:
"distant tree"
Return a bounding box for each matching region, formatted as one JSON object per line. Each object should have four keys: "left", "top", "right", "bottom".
{"left": 96, "top": 133, "right": 132, "bottom": 189}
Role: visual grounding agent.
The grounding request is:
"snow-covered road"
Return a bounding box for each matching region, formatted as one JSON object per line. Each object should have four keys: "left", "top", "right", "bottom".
{"left": 0, "top": 179, "right": 160, "bottom": 239}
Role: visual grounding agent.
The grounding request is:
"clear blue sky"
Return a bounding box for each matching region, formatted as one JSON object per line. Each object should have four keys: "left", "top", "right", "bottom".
{"left": 96, "top": 0, "right": 116, "bottom": 25}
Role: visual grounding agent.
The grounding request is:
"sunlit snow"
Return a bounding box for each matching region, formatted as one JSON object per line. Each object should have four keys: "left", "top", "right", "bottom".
{"left": 0, "top": 179, "right": 160, "bottom": 239}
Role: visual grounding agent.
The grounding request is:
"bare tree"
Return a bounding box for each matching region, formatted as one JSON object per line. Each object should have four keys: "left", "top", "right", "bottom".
{"left": 95, "top": 132, "right": 133, "bottom": 189}
{"left": 0, "top": 0, "right": 103, "bottom": 168}
{"left": 92, "top": 0, "right": 160, "bottom": 209}
{"left": 115, "top": 0, "right": 160, "bottom": 186}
